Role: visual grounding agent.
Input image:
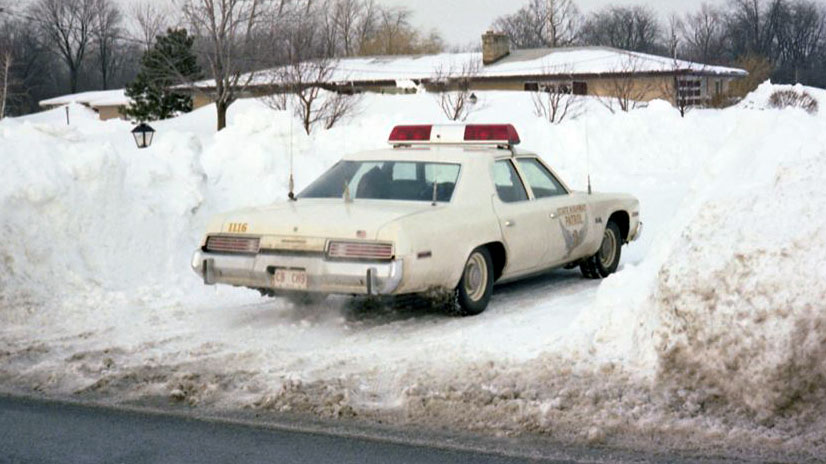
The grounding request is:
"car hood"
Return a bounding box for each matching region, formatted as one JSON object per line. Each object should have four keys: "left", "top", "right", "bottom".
{"left": 209, "top": 199, "right": 438, "bottom": 241}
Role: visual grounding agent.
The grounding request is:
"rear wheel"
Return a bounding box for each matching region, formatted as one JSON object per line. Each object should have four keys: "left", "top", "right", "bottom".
{"left": 580, "top": 221, "right": 622, "bottom": 279}
{"left": 448, "top": 247, "right": 494, "bottom": 316}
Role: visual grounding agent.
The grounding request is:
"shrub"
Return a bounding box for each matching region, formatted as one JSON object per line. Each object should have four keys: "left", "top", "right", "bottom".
{"left": 768, "top": 89, "right": 819, "bottom": 114}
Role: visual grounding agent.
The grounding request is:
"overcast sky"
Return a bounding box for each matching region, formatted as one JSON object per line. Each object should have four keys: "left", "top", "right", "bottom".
{"left": 375, "top": 0, "right": 729, "bottom": 47}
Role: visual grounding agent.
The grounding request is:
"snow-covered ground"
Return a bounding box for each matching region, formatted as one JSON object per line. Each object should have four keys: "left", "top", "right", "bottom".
{"left": 1, "top": 83, "right": 825, "bottom": 460}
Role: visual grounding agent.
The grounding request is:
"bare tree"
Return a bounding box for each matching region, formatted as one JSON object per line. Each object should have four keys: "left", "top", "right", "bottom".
{"left": 91, "top": 0, "right": 122, "bottom": 89}
{"left": 273, "top": 59, "right": 360, "bottom": 134}
{"left": 353, "top": 0, "right": 378, "bottom": 54}
{"left": 0, "top": 49, "right": 11, "bottom": 119}
{"left": 724, "top": 0, "right": 784, "bottom": 60}
{"left": 182, "top": 0, "right": 270, "bottom": 131}
{"left": 683, "top": 3, "right": 727, "bottom": 64}
{"left": 431, "top": 60, "right": 479, "bottom": 121}
{"left": 597, "top": 55, "right": 662, "bottom": 112}
{"left": 580, "top": 6, "right": 662, "bottom": 53}
{"left": 492, "top": 0, "right": 580, "bottom": 48}
{"left": 358, "top": 6, "right": 443, "bottom": 55}
{"left": 775, "top": 0, "right": 825, "bottom": 83}
{"left": 330, "top": 0, "right": 375, "bottom": 56}
{"left": 531, "top": 77, "right": 581, "bottom": 124}
{"left": 30, "top": 0, "right": 98, "bottom": 93}
{"left": 665, "top": 13, "right": 683, "bottom": 59}
{"left": 130, "top": 0, "right": 171, "bottom": 52}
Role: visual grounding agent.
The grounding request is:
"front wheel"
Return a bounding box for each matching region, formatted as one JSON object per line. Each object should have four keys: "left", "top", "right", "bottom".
{"left": 448, "top": 247, "right": 494, "bottom": 316}
{"left": 580, "top": 221, "right": 622, "bottom": 279}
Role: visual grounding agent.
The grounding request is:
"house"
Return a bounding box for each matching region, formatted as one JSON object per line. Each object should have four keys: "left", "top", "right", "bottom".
{"left": 187, "top": 31, "right": 747, "bottom": 109}
{"left": 39, "top": 89, "right": 129, "bottom": 121}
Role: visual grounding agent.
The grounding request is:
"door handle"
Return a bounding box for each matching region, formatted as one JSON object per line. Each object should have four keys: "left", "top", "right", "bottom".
{"left": 505, "top": 220, "right": 516, "bottom": 228}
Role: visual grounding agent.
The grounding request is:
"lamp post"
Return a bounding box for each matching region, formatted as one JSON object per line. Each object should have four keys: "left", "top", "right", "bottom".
{"left": 468, "top": 93, "right": 478, "bottom": 105}
{"left": 131, "top": 122, "right": 156, "bottom": 149}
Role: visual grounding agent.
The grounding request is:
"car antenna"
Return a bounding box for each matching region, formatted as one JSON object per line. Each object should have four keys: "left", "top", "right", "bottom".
{"left": 288, "top": 112, "right": 297, "bottom": 201}
{"left": 585, "top": 113, "right": 593, "bottom": 195}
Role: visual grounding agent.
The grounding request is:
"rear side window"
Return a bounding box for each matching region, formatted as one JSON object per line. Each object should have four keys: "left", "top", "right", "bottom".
{"left": 516, "top": 158, "right": 566, "bottom": 198}
{"left": 492, "top": 160, "right": 528, "bottom": 203}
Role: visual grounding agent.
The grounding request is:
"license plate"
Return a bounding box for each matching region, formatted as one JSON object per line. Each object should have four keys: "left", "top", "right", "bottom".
{"left": 273, "top": 268, "right": 308, "bottom": 290}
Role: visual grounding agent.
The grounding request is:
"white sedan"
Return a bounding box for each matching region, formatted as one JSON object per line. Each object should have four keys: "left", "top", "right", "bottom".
{"left": 192, "top": 124, "right": 641, "bottom": 315}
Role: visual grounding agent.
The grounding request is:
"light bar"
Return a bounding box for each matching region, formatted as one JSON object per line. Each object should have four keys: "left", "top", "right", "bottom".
{"left": 388, "top": 124, "right": 520, "bottom": 146}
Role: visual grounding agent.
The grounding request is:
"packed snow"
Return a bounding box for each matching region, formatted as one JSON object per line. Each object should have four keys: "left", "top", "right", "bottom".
{"left": 1, "top": 82, "right": 824, "bottom": 460}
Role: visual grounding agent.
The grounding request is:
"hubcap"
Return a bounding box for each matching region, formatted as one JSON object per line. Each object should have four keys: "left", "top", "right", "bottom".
{"left": 464, "top": 252, "right": 488, "bottom": 302}
{"left": 599, "top": 228, "right": 617, "bottom": 268}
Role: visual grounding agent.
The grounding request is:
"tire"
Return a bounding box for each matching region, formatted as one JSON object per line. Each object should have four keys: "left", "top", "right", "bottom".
{"left": 580, "top": 221, "right": 622, "bottom": 279}
{"left": 448, "top": 247, "right": 494, "bottom": 316}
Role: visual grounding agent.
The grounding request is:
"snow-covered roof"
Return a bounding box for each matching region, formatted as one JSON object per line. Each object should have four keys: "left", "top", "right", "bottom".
{"left": 39, "top": 89, "right": 129, "bottom": 108}
{"left": 190, "top": 46, "right": 747, "bottom": 89}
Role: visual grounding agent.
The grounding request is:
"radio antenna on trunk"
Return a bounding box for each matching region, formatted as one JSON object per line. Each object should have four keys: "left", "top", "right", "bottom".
{"left": 288, "top": 111, "right": 296, "bottom": 201}
{"left": 585, "top": 114, "right": 592, "bottom": 195}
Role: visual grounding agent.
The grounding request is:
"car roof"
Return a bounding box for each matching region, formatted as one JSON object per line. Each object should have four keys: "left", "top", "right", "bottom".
{"left": 342, "top": 146, "right": 539, "bottom": 164}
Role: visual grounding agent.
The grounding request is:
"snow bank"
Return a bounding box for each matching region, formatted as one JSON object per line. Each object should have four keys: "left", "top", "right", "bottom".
{"left": 2, "top": 86, "right": 825, "bottom": 458}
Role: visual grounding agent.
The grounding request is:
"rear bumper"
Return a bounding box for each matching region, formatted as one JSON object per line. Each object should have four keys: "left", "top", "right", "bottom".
{"left": 190, "top": 250, "right": 404, "bottom": 296}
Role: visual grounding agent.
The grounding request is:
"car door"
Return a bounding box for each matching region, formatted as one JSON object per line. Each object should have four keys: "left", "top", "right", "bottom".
{"left": 514, "top": 157, "right": 595, "bottom": 268}
{"left": 490, "top": 159, "right": 549, "bottom": 275}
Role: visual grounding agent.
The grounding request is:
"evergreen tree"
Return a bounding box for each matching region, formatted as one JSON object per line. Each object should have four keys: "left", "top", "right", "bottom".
{"left": 123, "top": 28, "right": 201, "bottom": 122}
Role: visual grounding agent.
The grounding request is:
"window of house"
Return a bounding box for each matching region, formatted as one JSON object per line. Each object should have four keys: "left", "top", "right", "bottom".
{"left": 493, "top": 160, "right": 528, "bottom": 203}
{"left": 524, "top": 82, "right": 540, "bottom": 92}
{"left": 677, "top": 78, "right": 704, "bottom": 107}
{"left": 573, "top": 81, "right": 588, "bottom": 95}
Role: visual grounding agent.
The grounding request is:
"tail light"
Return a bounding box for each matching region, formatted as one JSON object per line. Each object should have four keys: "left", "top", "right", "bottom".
{"left": 327, "top": 241, "right": 394, "bottom": 260}
{"left": 205, "top": 236, "right": 260, "bottom": 254}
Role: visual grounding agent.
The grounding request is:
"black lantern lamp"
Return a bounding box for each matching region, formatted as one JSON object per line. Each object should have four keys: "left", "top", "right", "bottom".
{"left": 469, "top": 93, "right": 478, "bottom": 105}
{"left": 131, "top": 122, "right": 156, "bottom": 149}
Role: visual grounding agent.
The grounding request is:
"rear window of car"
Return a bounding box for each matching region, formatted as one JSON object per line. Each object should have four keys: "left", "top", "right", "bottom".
{"left": 300, "top": 161, "right": 461, "bottom": 203}
{"left": 492, "top": 160, "right": 529, "bottom": 203}
{"left": 516, "top": 158, "right": 567, "bottom": 198}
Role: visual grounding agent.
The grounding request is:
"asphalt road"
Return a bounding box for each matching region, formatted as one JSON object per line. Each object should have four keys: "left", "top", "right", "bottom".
{"left": 0, "top": 395, "right": 555, "bottom": 464}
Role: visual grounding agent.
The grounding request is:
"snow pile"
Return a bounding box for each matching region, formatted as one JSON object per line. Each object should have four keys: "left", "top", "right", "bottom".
{"left": 0, "top": 108, "right": 209, "bottom": 324}
{"left": 1, "top": 85, "right": 825, "bottom": 458}
{"left": 568, "top": 85, "right": 826, "bottom": 446}
{"left": 651, "top": 115, "right": 826, "bottom": 417}
{"left": 739, "top": 80, "right": 826, "bottom": 112}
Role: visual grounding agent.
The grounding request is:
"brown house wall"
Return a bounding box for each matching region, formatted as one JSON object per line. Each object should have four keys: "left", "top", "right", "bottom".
{"left": 95, "top": 105, "right": 125, "bottom": 120}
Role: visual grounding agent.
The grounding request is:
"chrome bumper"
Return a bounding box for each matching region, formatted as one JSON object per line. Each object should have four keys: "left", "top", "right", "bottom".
{"left": 190, "top": 250, "right": 404, "bottom": 296}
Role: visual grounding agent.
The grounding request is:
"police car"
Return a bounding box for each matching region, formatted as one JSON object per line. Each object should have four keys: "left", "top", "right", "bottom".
{"left": 192, "top": 124, "right": 642, "bottom": 315}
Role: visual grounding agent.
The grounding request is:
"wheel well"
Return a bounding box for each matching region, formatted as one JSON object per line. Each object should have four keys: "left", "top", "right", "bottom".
{"left": 608, "top": 211, "right": 630, "bottom": 242}
{"left": 482, "top": 242, "right": 507, "bottom": 281}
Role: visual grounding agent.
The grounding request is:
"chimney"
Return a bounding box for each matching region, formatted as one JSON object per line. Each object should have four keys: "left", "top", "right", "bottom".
{"left": 482, "top": 30, "right": 510, "bottom": 65}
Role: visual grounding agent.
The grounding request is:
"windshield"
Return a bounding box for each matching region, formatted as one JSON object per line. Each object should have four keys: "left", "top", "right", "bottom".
{"left": 300, "top": 161, "right": 461, "bottom": 202}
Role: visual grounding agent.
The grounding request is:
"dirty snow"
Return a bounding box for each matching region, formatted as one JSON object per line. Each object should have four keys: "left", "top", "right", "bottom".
{"left": 1, "top": 84, "right": 824, "bottom": 460}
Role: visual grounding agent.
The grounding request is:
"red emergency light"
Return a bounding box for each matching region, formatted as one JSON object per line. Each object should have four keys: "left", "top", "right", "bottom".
{"left": 388, "top": 124, "right": 521, "bottom": 146}
{"left": 388, "top": 125, "right": 433, "bottom": 142}
{"left": 464, "top": 124, "right": 520, "bottom": 145}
